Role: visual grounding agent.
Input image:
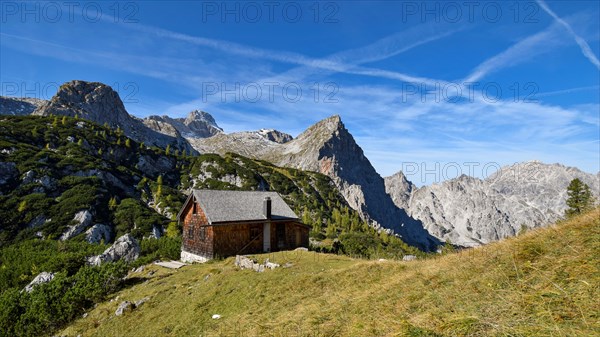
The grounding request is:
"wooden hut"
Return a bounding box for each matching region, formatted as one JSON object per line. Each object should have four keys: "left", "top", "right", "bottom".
{"left": 177, "top": 190, "right": 309, "bottom": 262}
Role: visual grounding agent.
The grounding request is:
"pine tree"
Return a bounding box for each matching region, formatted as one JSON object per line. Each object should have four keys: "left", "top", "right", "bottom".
{"left": 165, "top": 144, "right": 171, "bottom": 156}
{"left": 61, "top": 116, "right": 67, "bottom": 125}
{"left": 18, "top": 200, "right": 27, "bottom": 212}
{"left": 302, "top": 207, "right": 311, "bottom": 225}
{"left": 565, "top": 178, "right": 593, "bottom": 217}
{"left": 125, "top": 138, "right": 131, "bottom": 148}
{"left": 108, "top": 196, "right": 118, "bottom": 210}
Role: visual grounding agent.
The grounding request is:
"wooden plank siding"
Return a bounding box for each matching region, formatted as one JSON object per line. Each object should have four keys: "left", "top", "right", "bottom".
{"left": 181, "top": 200, "right": 214, "bottom": 259}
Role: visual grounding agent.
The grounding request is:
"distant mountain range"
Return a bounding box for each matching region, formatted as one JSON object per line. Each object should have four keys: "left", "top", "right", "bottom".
{"left": 2, "top": 80, "right": 598, "bottom": 249}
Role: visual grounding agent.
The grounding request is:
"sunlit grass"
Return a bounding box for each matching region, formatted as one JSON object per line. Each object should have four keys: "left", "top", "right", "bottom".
{"left": 61, "top": 208, "right": 600, "bottom": 336}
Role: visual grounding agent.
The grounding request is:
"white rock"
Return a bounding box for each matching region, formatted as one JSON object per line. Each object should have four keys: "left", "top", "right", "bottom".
{"left": 60, "top": 210, "right": 93, "bottom": 241}
{"left": 23, "top": 272, "right": 55, "bottom": 293}
{"left": 85, "top": 223, "right": 112, "bottom": 244}
{"left": 115, "top": 301, "right": 134, "bottom": 316}
{"left": 87, "top": 234, "right": 140, "bottom": 266}
{"left": 212, "top": 314, "right": 221, "bottom": 319}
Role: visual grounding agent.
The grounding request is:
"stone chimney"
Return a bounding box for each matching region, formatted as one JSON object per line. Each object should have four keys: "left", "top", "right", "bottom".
{"left": 263, "top": 197, "right": 272, "bottom": 219}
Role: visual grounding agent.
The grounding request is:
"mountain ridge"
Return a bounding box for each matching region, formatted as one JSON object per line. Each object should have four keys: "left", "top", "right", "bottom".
{"left": 385, "top": 160, "right": 600, "bottom": 246}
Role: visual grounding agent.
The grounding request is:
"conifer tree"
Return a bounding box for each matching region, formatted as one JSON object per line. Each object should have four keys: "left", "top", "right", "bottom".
{"left": 565, "top": 178, "right": 593, "bottom": 217}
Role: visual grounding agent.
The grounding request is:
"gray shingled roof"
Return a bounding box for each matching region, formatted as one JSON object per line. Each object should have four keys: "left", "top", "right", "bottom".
{"left": 192, "top": 190, "right": 299, "bottom": 224}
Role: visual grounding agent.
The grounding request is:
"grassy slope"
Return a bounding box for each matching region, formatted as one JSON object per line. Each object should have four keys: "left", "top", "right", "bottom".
{"left": 61, "top": 209, "right": 600, "bottom": 337}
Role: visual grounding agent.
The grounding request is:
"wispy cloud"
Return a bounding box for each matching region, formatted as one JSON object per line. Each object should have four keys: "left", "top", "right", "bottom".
{"left": 463, "top": 23, "right": 565, "bottom": 83}
{"left": 536, "top": 0, "right": 600, "bottom": 70}
{"left": 536, "top": 85, "right": 600, "bottom": 98}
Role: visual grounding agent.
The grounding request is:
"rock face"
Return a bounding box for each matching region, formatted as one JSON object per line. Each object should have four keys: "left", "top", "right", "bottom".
{"left": 256, "top": 129, "right": 293, "bottom": 144}
{"left": 0, "top": 162, "right": 18, "bottom": 188}
{"left": 32, "top": 80, "right": 193, "bottom": 152}
{"left": 23, "top": 272, "right": 55, "bottom": 293}
{"left": 0, "top": 96, "right": 45, "bottom": 115}
{"left": 188, "top": 131, "right": 278, "bottom": 158}
{"left": 60, "top": 210, "right": 94, "bottom": 241}
{"left": 85, "top": 224, "right": 112, "bottom": 244}
{"left": 143, "top": 110, "right": 223, "bottom": 139}
{"left": 87, "top": 234, "right": 140, "bottom": 266}
{"left": 385, "top": 161, "right": 600, "bottom": 247}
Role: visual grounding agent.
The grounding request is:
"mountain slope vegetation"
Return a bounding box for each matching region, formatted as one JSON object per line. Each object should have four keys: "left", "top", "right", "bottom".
{"left": 60, "top": 208, "right": 600, "bottom": 337}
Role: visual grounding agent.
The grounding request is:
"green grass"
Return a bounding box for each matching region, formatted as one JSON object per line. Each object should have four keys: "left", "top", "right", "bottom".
{"left": 60, "top": 209, "right": 600, "bottom": 336}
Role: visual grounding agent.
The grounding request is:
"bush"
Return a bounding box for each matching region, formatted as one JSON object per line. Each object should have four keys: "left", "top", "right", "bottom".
{"left": 134, "top": 236, "right": 182, "bottom": 267}
{"left": 0, "top": 261, "right": 128, "bottom": 337}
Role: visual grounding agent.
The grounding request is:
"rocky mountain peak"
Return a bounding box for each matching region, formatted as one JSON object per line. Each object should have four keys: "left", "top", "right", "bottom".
{"left": 384, "top": 171, "right": 416, "bottom": 210}
{"left": 185, "top": 110, "right": 218, "bottom": 125}
{"left": 33, "top": 80, "right": 130, "bottom": 126}
{"left": 312, "top": 114, "right": 343, "bottom": 134}
{"left": 257, "top": 129, "right": 293, "bottom": 144}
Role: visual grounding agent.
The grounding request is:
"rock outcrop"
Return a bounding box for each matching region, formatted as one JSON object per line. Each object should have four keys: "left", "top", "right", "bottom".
{"left": 256, "top": 129, "right": 293, "bottom": 143}
{"left": 87, "top": 234, "right": 140, "bottom": 266}
{"left": 32, "top": 80, "right": 193, "bottom": 153}
{"left": 85, "top": 224, "right": 112, "bottom": 244}
{"left": 143, "top": 110, "right": 223, "bottom": 139}
{"left": 0, "top": 162, "right": 18, "bottom": 188}
{"left": 0, "top": 96, "right": 45, "bottom": 115}
{"left": 23, "top": 272, "right": 55, "bottom": 293}
{"left": 60, "top": 210, "right": 94, "bottom": 241}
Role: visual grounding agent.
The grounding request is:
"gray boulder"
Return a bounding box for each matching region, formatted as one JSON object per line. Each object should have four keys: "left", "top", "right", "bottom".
{"left": 21, "top": 170, "right": 35, "bottom": 184}
{"left": 60, "top": 210, "right": 93, "bottom": 241}
{"left": 87, "top": 234, "right": 140, "bottom": 266}
{"left": 115, "top": 301, "right": 134, "bottom": 316}
{"left": 23, "top": 272, "right": 55, "bottom": 293}
{"left": 85, "top": 224, "right": 112, "bottom": 244}
{"left": 27, "top": 214, "right": 46, "bottom": 229}
{"left": 149, "top": 225, "right": 162, "bottom": 239}
{"left": 0, "top": 162, "right": 18, "bottom": 187}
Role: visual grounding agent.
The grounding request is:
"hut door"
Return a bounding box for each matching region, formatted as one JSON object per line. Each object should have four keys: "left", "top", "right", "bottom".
{"left": 277, "top": 223, "right": 286, "bottom": 249}
{"left": 263, "top": 223, "right": 271, "bottom": 252}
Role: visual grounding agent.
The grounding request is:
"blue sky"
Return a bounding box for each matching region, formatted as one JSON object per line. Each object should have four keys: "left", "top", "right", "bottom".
{"left": 1, "top": 0, "right": 599, "bottom": 185}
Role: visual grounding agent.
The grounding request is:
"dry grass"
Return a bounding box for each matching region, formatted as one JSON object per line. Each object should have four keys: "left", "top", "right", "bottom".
{"left": 60, "top": 209, "right": 600, "bottom": 337}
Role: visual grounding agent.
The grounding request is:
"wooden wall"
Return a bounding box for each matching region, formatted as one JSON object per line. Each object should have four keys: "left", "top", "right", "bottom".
{"left": 213, "top": 223, "right": 263, "bottom": 257}
{"left": 181, "top": 200, "right": 214, "bottom": 259}
{"left": 213, "top": 221, "right": 309, "bottom": 258}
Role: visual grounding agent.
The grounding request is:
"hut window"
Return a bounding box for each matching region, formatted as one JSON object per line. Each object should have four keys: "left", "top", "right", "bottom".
{"left": 192, "top": 202, "right": 197, "bottom": 215}
{"left": 199, "top": 227, "right": 206, "bottom": 240}
{"left": 187, "top": 226, "right": 194, "bottom": 239}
